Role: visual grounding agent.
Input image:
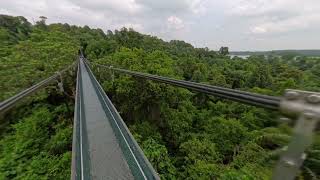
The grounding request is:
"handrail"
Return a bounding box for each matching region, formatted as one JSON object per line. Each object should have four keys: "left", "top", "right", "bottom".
{"left": 86, "top": 61, "right": 280, "bottom": 110}
{"left": 0, "top": 62, "right": 77, "bottom": 115}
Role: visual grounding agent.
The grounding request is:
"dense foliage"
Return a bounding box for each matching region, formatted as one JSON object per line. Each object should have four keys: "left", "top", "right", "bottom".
{"left": 0, "top": 15, "right": 79, "bottom": 179}
{"left": 1, "top": 15, "right": 319, "bottom": 179}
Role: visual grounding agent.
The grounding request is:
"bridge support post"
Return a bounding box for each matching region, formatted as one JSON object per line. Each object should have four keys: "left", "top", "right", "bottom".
{"left": 109, "top": 66, "right": 114, "bottom": 83}
{"left": 56, "top": 72, "right": 64, "bottom": 93}
{"left": 273, "top": 89, "right": 320, "bottom": 180}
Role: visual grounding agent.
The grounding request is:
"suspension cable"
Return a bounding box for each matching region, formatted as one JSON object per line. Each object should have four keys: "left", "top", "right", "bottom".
{"left": 85, "top": 60, "right": 280, "bottom": 110}
{"left": 0, "top": 62, "right": 77, "bottom": 115}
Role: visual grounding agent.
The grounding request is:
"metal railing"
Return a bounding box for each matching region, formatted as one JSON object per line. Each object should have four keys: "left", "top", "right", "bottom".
{"left": 0, "top": 62, "right": 77, "bottom": 115}
{"left": 86, "top": 60, "right": 280, "bottom": 110}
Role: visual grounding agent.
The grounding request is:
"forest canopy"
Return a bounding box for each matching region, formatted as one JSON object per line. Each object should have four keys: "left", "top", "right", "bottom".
{"left": 0, "top": 15, "right": 319, "bottom": 179}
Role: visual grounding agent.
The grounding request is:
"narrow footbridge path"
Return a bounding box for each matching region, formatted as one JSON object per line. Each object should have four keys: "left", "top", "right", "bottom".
{"left": 71, "top": 57, "right": 159, "bottom": 180}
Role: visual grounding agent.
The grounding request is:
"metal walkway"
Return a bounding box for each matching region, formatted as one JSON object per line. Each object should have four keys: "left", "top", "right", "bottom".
{"left": 71, "top": 57, "right": 159, "bottom": 180}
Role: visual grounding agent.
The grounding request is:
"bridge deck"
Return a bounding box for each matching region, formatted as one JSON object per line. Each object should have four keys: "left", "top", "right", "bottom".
{"left": 72, "top": 58, "right": 159, "bottom": 180}
{"left": 79, "top": 58, "right": 134, "bottom": 179}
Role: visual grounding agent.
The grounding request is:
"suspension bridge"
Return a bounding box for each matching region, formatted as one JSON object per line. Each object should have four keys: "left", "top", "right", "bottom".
{"left": 0, "top": 55, "right": 319, "bottom": 180}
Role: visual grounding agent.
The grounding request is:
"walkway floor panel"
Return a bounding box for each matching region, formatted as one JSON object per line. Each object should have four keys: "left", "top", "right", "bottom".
{"left": 79, "top": 59, "right": 134, "bottom": 179}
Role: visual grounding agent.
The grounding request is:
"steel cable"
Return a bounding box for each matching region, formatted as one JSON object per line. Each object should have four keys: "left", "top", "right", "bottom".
{"left": 86, "top": 61, "right": 280, "bottom": 110}
{"left": 0, "top": 62, "right": 77, "bottom": 114}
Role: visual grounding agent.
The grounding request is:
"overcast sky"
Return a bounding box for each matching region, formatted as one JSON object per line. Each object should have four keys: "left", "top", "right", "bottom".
{"left": 1, "top": 0, "right": 320, "bottom": 51}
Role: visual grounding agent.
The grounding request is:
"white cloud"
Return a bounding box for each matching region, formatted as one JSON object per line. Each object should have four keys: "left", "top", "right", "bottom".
{"left": 71, "top": 0, "right": 142, "bottom": 14}
{"left": 0, "top": 0, "right": 319, "bottom": 50}
{"left": 227, "top": 0, "right": 302, "bottom": 17}
{"left": 167, "top": 16, "right": 185, "bottom": 30}
{"left": 250, "top": 26, "right": 267, "bottom": 34}
{"left": 251, "top": 13, "right": 320, "bottom": 34}
{"left": 135, "top": 0, "right": 207, "bottom": 15}
{"left": 225, "top": 0, "right": 320, "bottom": 34}
{"left": 188, "top": 0, "right": 207, "bottom": 15}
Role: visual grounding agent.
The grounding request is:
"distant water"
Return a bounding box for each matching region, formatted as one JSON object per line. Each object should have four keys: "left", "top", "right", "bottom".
{"left": 228, "top": 55, "right": 250, "bottom": 59}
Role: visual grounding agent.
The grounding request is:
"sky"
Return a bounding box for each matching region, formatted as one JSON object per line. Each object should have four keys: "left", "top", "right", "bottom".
{"left": 1, "top": 0, "right": 320, "bottom": 51}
